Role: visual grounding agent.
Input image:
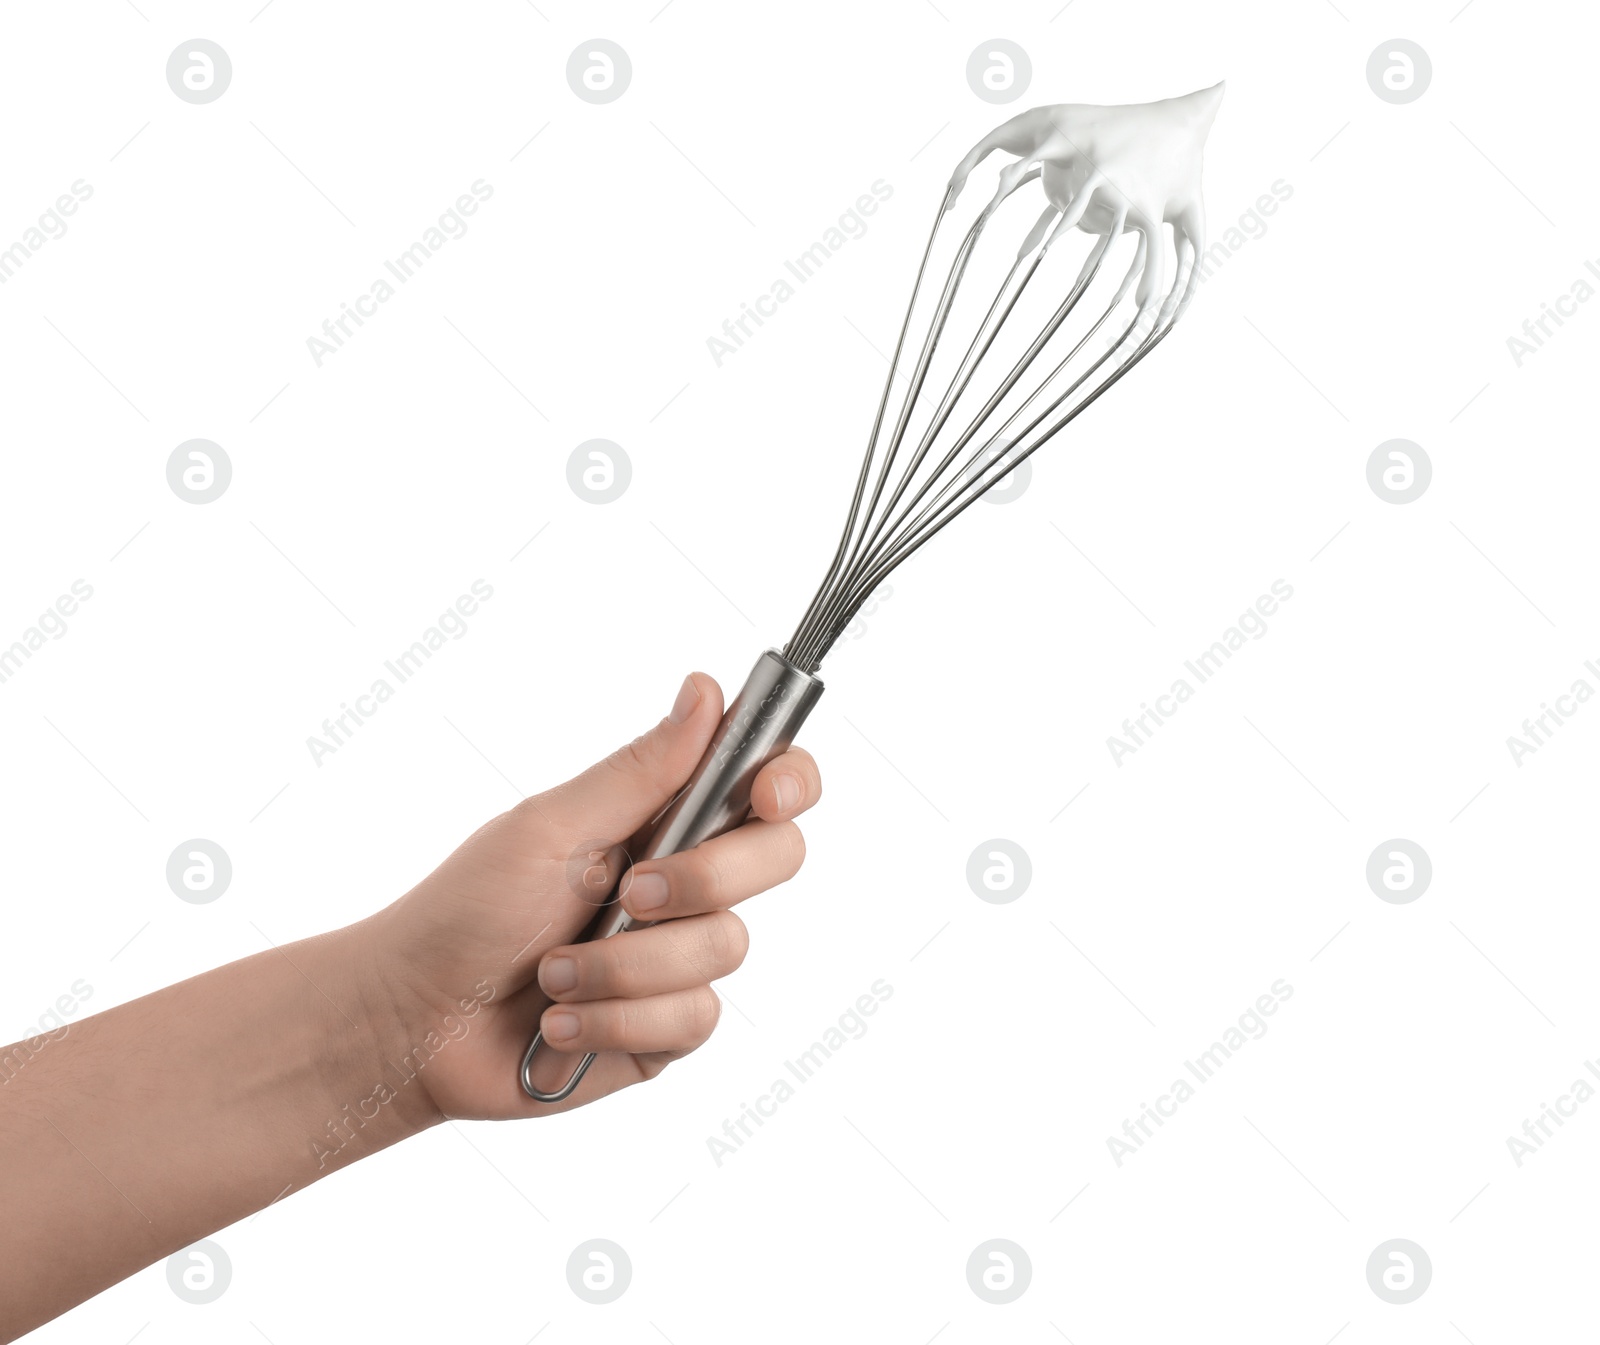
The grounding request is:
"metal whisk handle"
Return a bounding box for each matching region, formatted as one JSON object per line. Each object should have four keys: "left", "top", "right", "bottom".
{"left": 519, "top": 647, "right": 825, "bottom": 1102}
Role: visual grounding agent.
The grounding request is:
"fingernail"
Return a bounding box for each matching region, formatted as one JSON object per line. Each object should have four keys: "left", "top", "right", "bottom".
{"left": 544, "top": 1011, "right": 580, "bottom": 1042}
{"left": 669, "top": 675, "right": 700, "bottom": 725}
{"left": 774, "top": 773, "right": 801, "bottom": 814}
{"left": 540, "top": 957, "right": 577, "bottom": 995}
{"left": 626, "top": 870, "right": 669, "bottom": 913}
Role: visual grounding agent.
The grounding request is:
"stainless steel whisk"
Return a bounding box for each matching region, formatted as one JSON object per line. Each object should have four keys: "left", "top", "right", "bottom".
{"left": 521, "top": 84, "right": 1223, "bottom": 1101}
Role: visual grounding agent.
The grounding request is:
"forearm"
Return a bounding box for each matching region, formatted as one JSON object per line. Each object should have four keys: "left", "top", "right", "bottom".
{"left": 0, "top": 916, "right": 438, "bottom": 1340}
{"left": 0, "top": 676, "right": 821, "bottom": 1338}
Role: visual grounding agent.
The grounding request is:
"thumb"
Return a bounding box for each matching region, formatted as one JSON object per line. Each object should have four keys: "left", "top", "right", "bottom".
{"left": 541, "top": 672, "right": 725, "bottom": 845}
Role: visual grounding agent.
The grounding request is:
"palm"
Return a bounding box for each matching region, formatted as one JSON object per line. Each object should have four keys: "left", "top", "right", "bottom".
{"left": 380, "top": 804, "right": 658, "bottom": 1119}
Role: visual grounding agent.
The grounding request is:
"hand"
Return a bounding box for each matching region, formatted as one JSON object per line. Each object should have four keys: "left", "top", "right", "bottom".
{"left": 0, "top": 671, "right": 820, "bottom": 1334}
{"left": 367, "top": 672, "right": 822, "bottom": 1120}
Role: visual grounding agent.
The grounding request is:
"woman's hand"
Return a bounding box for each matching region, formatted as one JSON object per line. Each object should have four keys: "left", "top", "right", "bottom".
{"left": 0, "top": 670, "right": 820, "bottom": 1338}
{"left": 367, "top": 671, "right": 822, "bottom": 1120}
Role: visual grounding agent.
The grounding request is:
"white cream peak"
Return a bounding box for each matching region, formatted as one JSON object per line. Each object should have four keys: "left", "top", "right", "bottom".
{"left": 947, "top": 82, "right": 1224, "bottom": 316}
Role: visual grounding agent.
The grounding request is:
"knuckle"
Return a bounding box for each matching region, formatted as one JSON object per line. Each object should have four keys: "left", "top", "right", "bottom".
{"left": 632, "top": 1052, "right": 673, "bottom": 1082}
{"left": 685, "top": 986, "right": 721, "bottom": 1039}
{"left": 689, "top": 844, "right": 730, "bottom": 904}
{"left": 607, "top": 999, "right": 637, "bottom": 1048}
{"left": 507, "top": 794, "right": 552, "bottom": 837}
{"left": 603, "top": 733, "right": 655, "bottom": 779}
{"left": 781, "top": 821, "right": 806, "bottom": 875}
{"left": 701, "top": 910, "right": 749, "bottom": 974}
{"left": 606, "top": 940, "right": 649, "bottom": 997}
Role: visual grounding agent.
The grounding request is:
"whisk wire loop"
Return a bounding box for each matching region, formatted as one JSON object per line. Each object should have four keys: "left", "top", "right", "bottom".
{"left": 786, "top": 177, "right": 1194, "bottom": 672}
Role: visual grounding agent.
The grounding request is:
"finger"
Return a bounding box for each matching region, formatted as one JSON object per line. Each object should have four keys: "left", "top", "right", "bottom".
{"left": 748, "top": 746, "right": 822, "bottom": 823}
{"left": 620, "top": 820, "right": 804, "bottom": 922}
{"left": 539, "top": 985, "right": 721, "bottom": 1055}
{"left": 531, "top": 672, "right": 725, "bottom": 844}
{"left": 538, "top": 911, "right": 748, "bottom": 1003}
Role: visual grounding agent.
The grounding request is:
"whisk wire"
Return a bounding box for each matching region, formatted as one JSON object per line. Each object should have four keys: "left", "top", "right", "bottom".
{"left": 790, "top": 191, "right": 954, "bottom": 663}
{"left": 785, "top": 160, "right": 1197, "bottom": 672}
{"left": 814, "top": 316, "right": 1177, "bottom": 657}
{"left": 864, "top": 228, "right": 1119, "bottom": 560}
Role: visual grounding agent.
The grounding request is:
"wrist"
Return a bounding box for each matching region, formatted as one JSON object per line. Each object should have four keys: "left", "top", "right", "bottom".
{"left": 307, "top": 918, "right": 447, "bottom": 1158}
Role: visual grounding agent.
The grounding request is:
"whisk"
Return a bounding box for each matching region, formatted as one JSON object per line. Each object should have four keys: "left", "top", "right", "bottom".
{"left": 521, "top": 81, "right": 1224, "bottom": 1101}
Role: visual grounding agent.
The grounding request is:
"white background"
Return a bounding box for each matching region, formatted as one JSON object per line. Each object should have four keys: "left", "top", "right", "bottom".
{"left": 3, "top": 1, "right": 1598, "bottom": 1341}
